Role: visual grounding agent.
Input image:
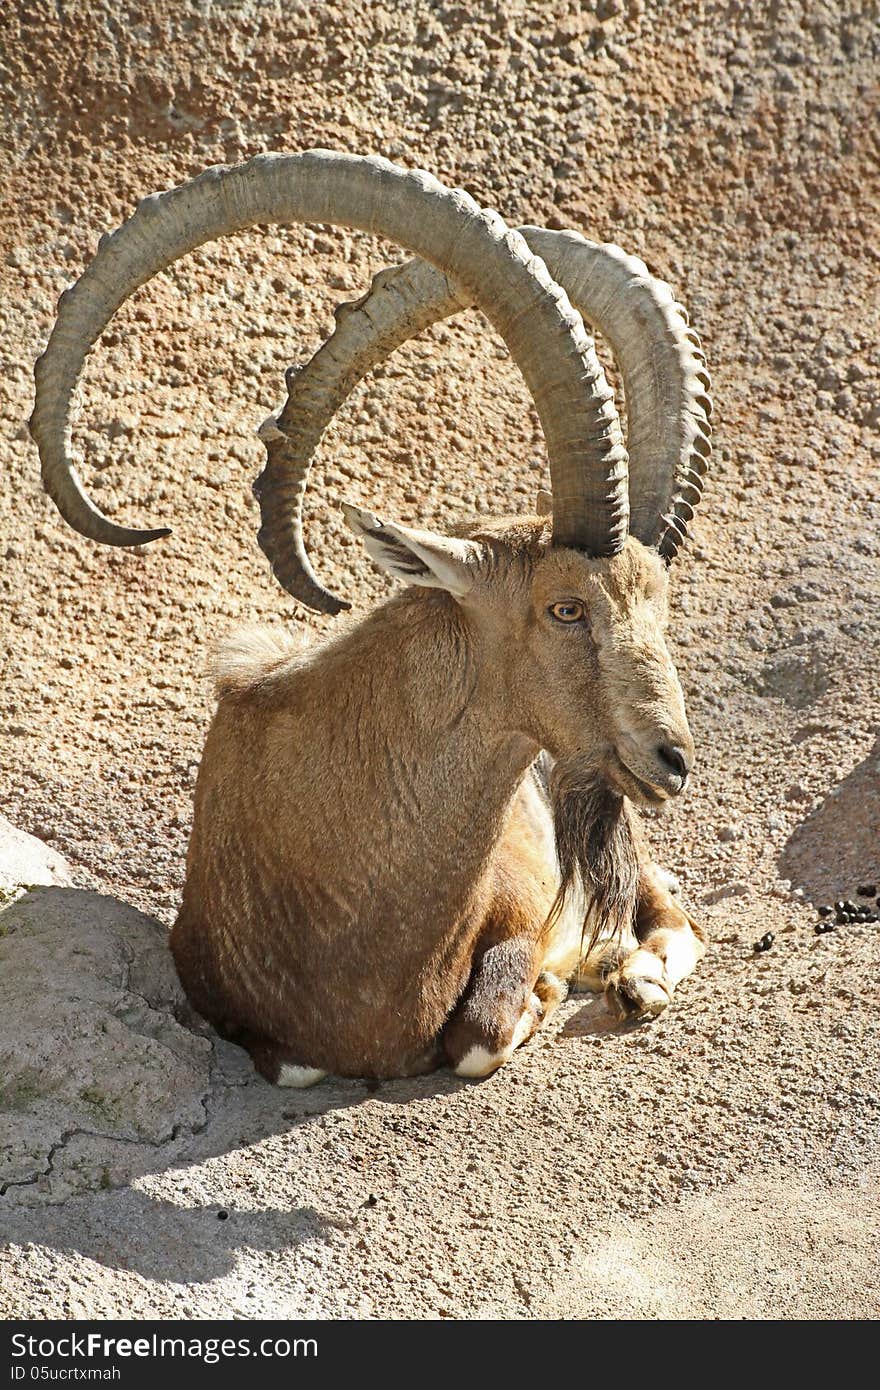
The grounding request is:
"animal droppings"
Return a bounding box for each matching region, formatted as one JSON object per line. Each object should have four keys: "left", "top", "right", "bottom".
{"left": 216, "top": 1209, "right": 229, "bottom": 1221}
{"left": 815, "top": 922, "right": 835, "bottom": 935}
{"left": 754, "top": 932, "right": 774, "bottom": 952}
{"left": 857, "top": 884, "right": 877, "bottom": 897}
{"left": 826, "top": 894, "right": 869, "bottom": 925}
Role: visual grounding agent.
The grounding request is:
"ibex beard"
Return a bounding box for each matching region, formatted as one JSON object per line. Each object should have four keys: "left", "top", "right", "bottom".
{"left": 550, "top": 759, "right": 642, "bottom": 957}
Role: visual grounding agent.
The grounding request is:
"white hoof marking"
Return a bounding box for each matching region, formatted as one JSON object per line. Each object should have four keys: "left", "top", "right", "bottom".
{"left": 455, "top": 1045, "right": 507, "bottom": 1079}
{"left": 510, "top": 1008, "right": 535, "bottom": 1050}
{"left": 623, "top": 948, "right": 666, "bottom": 983}
{"left": 655, "top": 930, "right": 700, "bottom": 986}
{"left": 276, "top": 1064, "right": 327, "bottom": 1088}
{"left": 454, "top": 1004, "right": 537, "bottom": 1078}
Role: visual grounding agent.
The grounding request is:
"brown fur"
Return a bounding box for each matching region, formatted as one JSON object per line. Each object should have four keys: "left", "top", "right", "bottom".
{"left": 171, "top": 516, "right": 704, "bottom": 1081}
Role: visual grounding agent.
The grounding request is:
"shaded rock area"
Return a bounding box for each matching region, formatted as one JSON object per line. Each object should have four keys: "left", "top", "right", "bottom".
{"left": 780, "top": 735, "right": 880, "bottom": 905}
{"left": 0, "top": 887, "right": 212, "bottom": 1201}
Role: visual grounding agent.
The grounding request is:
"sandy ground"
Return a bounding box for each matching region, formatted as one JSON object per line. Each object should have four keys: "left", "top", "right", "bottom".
{"left": 1, "top": 0, "right": 879, "bottom": 1319}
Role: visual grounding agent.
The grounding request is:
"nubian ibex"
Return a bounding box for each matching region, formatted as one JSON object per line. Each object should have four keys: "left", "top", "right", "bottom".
{"left": 31, "top": 152, "right": 712, "bottom": 1084}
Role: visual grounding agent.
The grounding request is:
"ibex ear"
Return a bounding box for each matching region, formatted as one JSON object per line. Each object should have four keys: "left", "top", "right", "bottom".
{"left": 341, "top": 502, "right": 481, "bottom": 598}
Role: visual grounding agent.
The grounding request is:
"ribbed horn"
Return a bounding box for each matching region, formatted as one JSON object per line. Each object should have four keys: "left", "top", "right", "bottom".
{"left": 262, "top": 226, "right": 710, "bottom": 608}
{"left": 30, "top": 152, "right": 628, "bottom": 609}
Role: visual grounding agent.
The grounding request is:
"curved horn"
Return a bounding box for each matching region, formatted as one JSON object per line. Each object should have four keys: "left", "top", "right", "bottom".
{"left": 30, "top": 152, "right": 628, "bottom": 604}
{"left": 521, "top": 230, "right": 711, "bottom": 561}
{"left": 263, "top": 228, "right": 710, "bottom": 609}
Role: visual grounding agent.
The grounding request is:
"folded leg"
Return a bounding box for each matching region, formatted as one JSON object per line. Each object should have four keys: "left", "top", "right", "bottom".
{"left": 604, "top": 861, "right": 707, "bottom": 1019}
{"left": 443, "top": 936, "right": 565, "bottom": 1078}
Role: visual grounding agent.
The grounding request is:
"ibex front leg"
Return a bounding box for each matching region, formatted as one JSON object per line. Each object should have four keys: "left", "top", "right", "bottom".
{"left": 443, "top": 937, "right": 565, "bottom": 1079}
{"left": 604, "top": 863, "right": 707, "bottom": 1020}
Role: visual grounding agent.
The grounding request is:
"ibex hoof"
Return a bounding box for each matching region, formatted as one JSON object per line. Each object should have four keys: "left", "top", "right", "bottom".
{"left": 605, "top": 950, "right": 673, "bottom": 1021}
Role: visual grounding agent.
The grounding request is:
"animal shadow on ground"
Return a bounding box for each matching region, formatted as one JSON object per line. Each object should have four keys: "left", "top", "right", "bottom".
{"left": 779, "top": 734, "right": 880, "bottom": 903}
{"left": 8, "top": 1190, "right": 345, "bottom": 1288}
{"left": 559, "top": 993, "right": 623, "bottom": 1038}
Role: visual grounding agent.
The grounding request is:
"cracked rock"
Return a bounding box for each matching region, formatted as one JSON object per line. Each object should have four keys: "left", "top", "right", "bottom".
{"left": 0, "top": 887, "right": 212, "bottom": 1204}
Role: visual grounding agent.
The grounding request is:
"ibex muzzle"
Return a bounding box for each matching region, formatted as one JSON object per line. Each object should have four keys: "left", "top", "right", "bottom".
{"left": 31, "top": 152, "right": 712, "bottom": 1082}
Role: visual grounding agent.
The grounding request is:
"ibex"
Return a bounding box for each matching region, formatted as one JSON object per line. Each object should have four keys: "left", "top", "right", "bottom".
{"left": 31, "top": 152, "right": 712, "bottom": 1084}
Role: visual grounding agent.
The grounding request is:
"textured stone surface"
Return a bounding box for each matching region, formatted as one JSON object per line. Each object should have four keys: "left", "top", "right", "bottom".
{"left": 0, "top": 888, "right": 211, "bottom": 1201}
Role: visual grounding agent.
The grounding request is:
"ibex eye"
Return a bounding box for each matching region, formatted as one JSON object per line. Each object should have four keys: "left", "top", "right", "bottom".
{"left": 549, "top": 601, "right": 585, "bottom": 623}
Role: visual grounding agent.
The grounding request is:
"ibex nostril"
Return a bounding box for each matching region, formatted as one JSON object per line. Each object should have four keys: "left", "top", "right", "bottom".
{"left": 657, "top": 743, "right": 690, "bottom": 781}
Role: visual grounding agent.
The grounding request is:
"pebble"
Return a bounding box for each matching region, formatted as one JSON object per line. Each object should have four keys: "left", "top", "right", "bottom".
{"left": 717, "top": 823, "right": 741, "bottom": 843}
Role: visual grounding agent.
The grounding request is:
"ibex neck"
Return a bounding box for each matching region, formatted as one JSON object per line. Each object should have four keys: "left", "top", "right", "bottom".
{"left": 282, "top": 590, "right": 537, "bottom": 903}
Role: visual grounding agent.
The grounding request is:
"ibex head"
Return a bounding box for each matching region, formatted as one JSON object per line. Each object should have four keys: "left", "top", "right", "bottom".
{"left": 29, "top": 151, "right": 710, "bottom": 813}
{"left": 342, "top": 504, "right": 692, "bottom": 808}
